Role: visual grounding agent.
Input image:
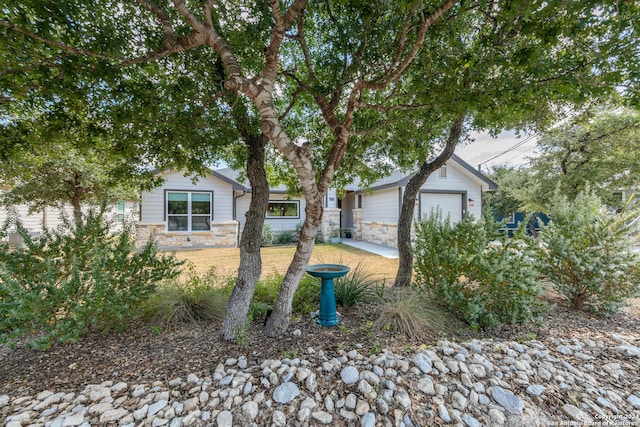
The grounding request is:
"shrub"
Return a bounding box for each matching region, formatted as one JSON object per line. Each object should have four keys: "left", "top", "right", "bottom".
{"left": 413, "top": 211, "right": 545, "bottom": 329}
{"left": 248, "top": 270, "right": 320, "bottom": 319}
{"left": 334, "top": 262, "right": 382, "bottom": 307}
{"left": 261, "top": 224, "right": 274, "bottom": 247}
{"left": 0, "top": 212, "right": 182, "bottom": 348}
{"left": 275, "top": 230, "right": 294, "bottom": 245}
{"left": 538, "top": 191, "right": 640, "bottom": 314}
{"left": 293, "top": 275, "right": 320, "bottom": 314}
{"left": 143, "top": 264, "right": 231, "bottom": 330}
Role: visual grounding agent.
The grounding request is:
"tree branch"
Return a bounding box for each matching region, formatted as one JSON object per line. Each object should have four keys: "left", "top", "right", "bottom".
{"left": 362, "top": 0, "right": 457, "bottom": 91}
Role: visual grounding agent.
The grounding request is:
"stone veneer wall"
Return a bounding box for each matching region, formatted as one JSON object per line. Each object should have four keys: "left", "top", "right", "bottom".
{"left": 320, "top": 208, "right": 341, "bottom": 242}
{"left": 360, "top": 221, "right": 398, "bottom": 248}
{"left": 358, "top": 220, "right": 417, "bottom": 249}
{"left": 136, "top": 221, "right": 239, "bottom": 249}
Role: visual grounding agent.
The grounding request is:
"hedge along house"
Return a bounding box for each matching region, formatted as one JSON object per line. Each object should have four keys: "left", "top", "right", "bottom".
{"left": 339, "top": 154, "right": 498, "bottom": 248}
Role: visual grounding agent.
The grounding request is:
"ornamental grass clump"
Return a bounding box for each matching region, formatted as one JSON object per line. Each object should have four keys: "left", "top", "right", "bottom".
{"left": 334, "top": 262, "right": 382, "bottom": 307}
{"left": 373, "top": 289, "right": 453, "bottom": 341}
{"left": 143, "top": 264, "right": 231, "bottom": 330}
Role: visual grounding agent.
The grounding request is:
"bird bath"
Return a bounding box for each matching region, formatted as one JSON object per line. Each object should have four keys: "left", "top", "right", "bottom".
{"left": 306, "top": 264, "right": 350, "bottom": 327}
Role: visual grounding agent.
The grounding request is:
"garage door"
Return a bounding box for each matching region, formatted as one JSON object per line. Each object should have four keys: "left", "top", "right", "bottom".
{"left": 420, "top": 193, "right": 463, "bottom": 223}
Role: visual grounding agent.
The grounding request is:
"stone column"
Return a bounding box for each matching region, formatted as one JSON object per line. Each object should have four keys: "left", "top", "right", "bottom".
{"left": 321, "top": 208, "right": 341, "bottom": 242}
{"left": 352, "top": 208, "right": 363, "bottom": 241}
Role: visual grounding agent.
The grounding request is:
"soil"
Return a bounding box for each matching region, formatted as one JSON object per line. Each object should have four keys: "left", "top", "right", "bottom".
{"left": 1, "top": 294, "right": 639, "bottom": 397}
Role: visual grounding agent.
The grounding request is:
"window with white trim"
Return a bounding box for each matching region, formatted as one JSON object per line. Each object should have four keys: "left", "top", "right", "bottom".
{"left": 267, "top": 201, "right": 299, "bottom": 218}
{"left": 439, "top": 164, "right": 447, "bottom": 178}
{"left": 167, "top": 191, "right": 212, "bottom": 231}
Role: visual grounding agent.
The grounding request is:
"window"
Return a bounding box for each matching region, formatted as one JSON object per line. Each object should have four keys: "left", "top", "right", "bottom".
{"left": 439, "top": 164, "right": 447, "bottom": 178}
{"left": 167, "top": 191, "right": 212, "bottom": 231}
{"left": 267, "top": 201, "right": 299, "bottom": 218}
{"left": 116, "top": 201, "right": 125, "bottom": 223}
{"left": 357, "top": 194, "right": 362, "bottom": 209}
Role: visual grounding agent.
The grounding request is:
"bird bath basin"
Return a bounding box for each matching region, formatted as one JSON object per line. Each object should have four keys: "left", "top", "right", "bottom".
{"left": 306, "top": 264, "right": 350, "bottom": 327}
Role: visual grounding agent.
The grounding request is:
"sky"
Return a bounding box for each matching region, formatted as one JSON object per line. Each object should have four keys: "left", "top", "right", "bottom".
{"left": 455, "top": 130, "right": 539, "bottom": 173}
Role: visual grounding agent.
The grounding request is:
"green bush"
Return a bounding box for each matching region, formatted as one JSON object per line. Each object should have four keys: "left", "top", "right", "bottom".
{"left": 275, "top": 230, "right": 294, "bottom": 245}
{"left": 538, "top": 191, "right": 640, "bottom": 314}
{"left": 413, "top": 211, "right": 545, "bottom": 329}
{"left": 293, "top": 274, "right": 321, "bottom": 314}
{"left": 261, "top": 224, "right": 274, "bottom": 247}
{"left": 143, "top": 264, "right": 231, "bottom": 330}
{"left": 248, "top": 271, "right": 320, "bottom": 319}
{"left": 0, "top": 212, "right": 182, "bottom": 348}
{"left": 334, "top": 262, "right": 382, "bottom": 307}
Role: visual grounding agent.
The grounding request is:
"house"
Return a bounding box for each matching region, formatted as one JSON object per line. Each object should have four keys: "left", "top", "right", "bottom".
{"left": 337, "top": 154, "right": 498, "bottom": 248}
{"left": 0, "top": 185, "right": 137, "bottom": 243}
{"left": 136, "top": 155, "right": 496, "bottom": 249}
{"left": 136, "top": 168, "right": 308, "bottom": 249}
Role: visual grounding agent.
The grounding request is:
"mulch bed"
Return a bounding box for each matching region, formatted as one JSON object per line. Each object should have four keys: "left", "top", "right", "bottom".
{"left": 1, "top": 296, "right": 639, "bottom": 396}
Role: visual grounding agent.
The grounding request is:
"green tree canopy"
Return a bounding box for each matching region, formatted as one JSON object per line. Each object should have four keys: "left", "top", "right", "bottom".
{"left": 530, "top": 107, "right": 640, "bottom": 209}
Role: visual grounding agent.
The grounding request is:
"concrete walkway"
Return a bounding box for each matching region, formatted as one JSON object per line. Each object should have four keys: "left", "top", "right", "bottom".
{"left": 339, "top": 239, "right": 399, "bottom": 259}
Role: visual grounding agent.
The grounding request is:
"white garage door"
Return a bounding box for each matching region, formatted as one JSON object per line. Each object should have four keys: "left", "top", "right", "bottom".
{"left": 420, "top": 193, "right": 463, "bottom": 223}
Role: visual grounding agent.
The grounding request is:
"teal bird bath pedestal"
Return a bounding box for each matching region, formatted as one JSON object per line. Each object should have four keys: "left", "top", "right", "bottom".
{"left": 306, "top": 264, "right": 350, "bottom": 327}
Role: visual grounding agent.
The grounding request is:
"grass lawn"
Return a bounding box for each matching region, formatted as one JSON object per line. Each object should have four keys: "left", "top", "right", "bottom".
{"left": 167, "top": 243, "right": 399, "bottom": 283}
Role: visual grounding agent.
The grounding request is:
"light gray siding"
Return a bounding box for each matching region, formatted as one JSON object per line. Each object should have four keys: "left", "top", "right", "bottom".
{"left": 363, "top": 187, "right": 400, "bottom": 223}
{"left": 140, "top": 170, "right": 234, "bottom": 225}
{"left": 421, "top": 162, "right": 484, "bottom": 219}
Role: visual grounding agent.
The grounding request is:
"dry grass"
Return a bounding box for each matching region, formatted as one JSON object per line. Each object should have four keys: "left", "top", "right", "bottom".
{"left": 166, "top": 243, "right": 398, "bottom": 283}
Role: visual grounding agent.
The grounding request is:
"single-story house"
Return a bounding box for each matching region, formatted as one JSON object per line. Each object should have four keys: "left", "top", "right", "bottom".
{"left": 338, "top": 154, "right": 498, "bottom": 248}
{"left": 2, "top": 154, "right": 497, "bottom": 250}
{"left": 136, "top": 168, "right": 309, "bottom": 249}
{"left": 136, "top": 154, "right": 496, "bottom": 249}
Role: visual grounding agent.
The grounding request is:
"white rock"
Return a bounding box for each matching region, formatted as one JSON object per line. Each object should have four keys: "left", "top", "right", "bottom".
{"left": 355, "top": 399, "right": 370, "bottom": 416}
{"left": 99, "top": 408, "right": 128, "bottom": 423}
{"left": 133, "top": 404, "right": 148, "bottom": 420}
{"left": 417, "top": 377, "right": 435, "bottom": 395}
{"left": 627, "top": 394, "right": 640, "bottom": 409}
{"left": 358, "top": 380, "right": 377, "bottom": 400}
{"left": 461, "top": 414, "right": 481, "bottom": 427}
{"left": 273, "top": 382, "right": 300, "bottom": 404}
{"left": 361, "top": 412, "right": 376, "bottom": 427}
{"left": 615, "top": 345, "right": 640, "bottom": 357}
{"left": 492, "top": 386, "right": 523, "bottom": 415}
{"left": 562, "top": 404, "right": 594, "bottom": 422}
{"left": 272, "top": 410, "right": 286, "bottom": 426}
{"left": 148, "top": 400, "right": 168, "bottom": 416}
{"left": 526, "top": 384, "right": 546, "bottom": 396}
{"left": 413, "top": 353, "right": 433, "bottom": 374}
{"left": 241, "top": 401, "right": 258, "bottom": 420}
{"left": 438, "top": 405, "right": 451, "bottom": 423}
{"left": 61, "top": 413, "right": 85, "bottom": 427}
{"left": 341, "top": 366, "right": 360, "bottom": 385}
{"left": 395, "top": 389, "right": 411, "bottom": 409}
{"left": 311, "top": 410, "right": 333, "bottom": 424}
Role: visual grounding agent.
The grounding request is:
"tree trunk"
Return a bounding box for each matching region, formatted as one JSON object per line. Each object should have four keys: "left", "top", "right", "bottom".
{"left": 221, "top": 134, "right": 269, "bottom": 340}
{"left": 394, "top": 116, "right": 465, "bottom": 287}
{"left": 264, "top": 193, "right": 323, "bottom": 337}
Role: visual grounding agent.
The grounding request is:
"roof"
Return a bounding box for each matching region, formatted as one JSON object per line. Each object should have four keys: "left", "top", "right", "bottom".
{"left": 212, "top": 154, "right": 498, "bottom": 193}
{"left": 362, "top": 154, "right": 498, "bottom": 192}
{"left": 214, "top": 168, "right": 291, "bottom": 194}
